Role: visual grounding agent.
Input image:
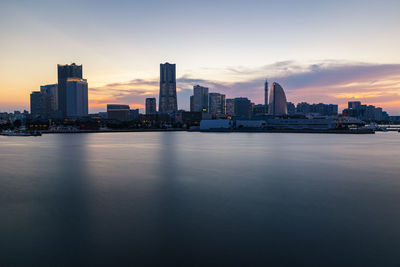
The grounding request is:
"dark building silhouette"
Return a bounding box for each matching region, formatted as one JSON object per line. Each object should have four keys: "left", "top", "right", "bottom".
{"left": 287, "top": 102, "right": 296, "bottom": 115}
{"left": 139, "top": 113, "right": 173, "bottom": 127}
{"left": 159, "top": 63, "right": 177, "bottom": 113}
{"left": 209, "top": 93, "right": 226, "bottom": 116}
{"left": 30, "top": 91, "right": 44, "bottom": 118}
{"left": 181, "top": 111, "right": 202, "bottom": 127}
{"left": 343, "top": 101, "right": 386, "bottom": 121}
{"left": 296, "top": 102, "right": 338, "bottom": 116}
{"left": 40, "top": 84, "right": 58, "bottom": 113}
{"left": 234, "top": 97, "right": 251, "bottom": 119}
{"left": 30, "top": 90, "right": 55, "bottom": 119}
{"left": 348, "top": 101, "right": 361, "bottom": 110}
{"left": 145, "top": 98, "right": 157, "bottom": 114}
{"left": 66, "top": 78, "right": 88, "bottom": 117}
{"left": 264, "top": 80, "right": 268, "bottom": 108}
{"left": 107, "top": 104, "right": 130, "bottom": 121}
{"left": 190, "top": 85, "right": 209, "bottom": 112}
{"left": 226, "top": 99, "right": 235, "bottom": 116}
{"left": 58, "top": 63, "right": 83, "bottom": 117}
{"left": 129, "top": 109, "right": 140, "bottom": 120}
{"left": 253, "top": 104, "right": 266, "bottom": 116}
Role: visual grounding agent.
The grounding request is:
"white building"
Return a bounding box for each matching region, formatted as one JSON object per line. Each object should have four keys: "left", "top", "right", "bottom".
{"left": 236, "top": 120, "right": 266, "bottom": 129}
{"left": 200, "top": 120, "right": 232, "bottom": 130}
{"left": 267, "top": 117, "right": 337, "bottom": 130}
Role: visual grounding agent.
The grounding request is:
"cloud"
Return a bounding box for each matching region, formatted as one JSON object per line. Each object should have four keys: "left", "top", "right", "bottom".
{"left": 88, "top": 60, "right": 400, "bottom": 114}
{"left": 89, "top": 78, "right": 160, "bottom": 110}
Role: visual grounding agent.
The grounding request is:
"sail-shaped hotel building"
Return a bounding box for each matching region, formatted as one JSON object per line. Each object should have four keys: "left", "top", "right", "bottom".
{"left": 268, "top": 82, "right": 288, "bottom": 116}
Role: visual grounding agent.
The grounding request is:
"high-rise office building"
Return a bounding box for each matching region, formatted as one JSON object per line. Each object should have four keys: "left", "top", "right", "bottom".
{"left": 159, "top": 63, "right": 177, "bottom": 113}
{"left": 209, "top": 93, "right": 226, "bottom": 115}
{"left": 190, "top": 96, "right": 194, "bottom": 112}
{"left": 30, "top": 90, "right": 55, "bottom": 119}
{"left": 145, "top": 98, "right": 157, "bottom": 114}
{"left": 348, "top": 101, "right": 361, "bottom": 110}
{"left": 191, "top": 85, "right": 209, "bottom": 112}
{"left": 40, "top": 84, "right": 58, "bottom": 114}
{"left": 264, "top": 80, "right": 268, "bottom": 107}
{"left": 66, "top": 78, "right": 88, "bottom": 117}
{"left": 30, "top": 91, "right": 44, "bottom": 118}
{"left": 296, "top": 102, "right": 312, "bottom": 114}
{"left": 343, "top": 101, "right": 387, "bottom": 121}
{"left": 268, "top": 82, "right": 288, "bottom": 116}
{"left": 234, "top": 97, "right": 252, "bottom": 119}
{"left": 58, "top": 63, "right": 83, "bottom": 117}
{"left": 296, "top": 102, "right": 338, "bottom": 116}
{"left": 226, "top": 99, "right": 235, "bottom": 116}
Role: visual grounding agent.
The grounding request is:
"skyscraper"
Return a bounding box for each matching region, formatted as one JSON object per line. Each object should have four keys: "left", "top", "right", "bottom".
{"left": 145, "top": 98, "right": 157, "bottom": 114}
{"left": 159, "top": 63, "right": 177, "bottom": 113}
{"left": 268, "top": 82, "right": 288, "bottom": 116}
{"left": 209, "top": 93, "right": 225, "bottom": 115}
{"left": 348, "top": 101, "right": 361, "bottom": 110}
{"left": 234, "top": 97, "right": 251, "bottom": 119}
{"left": 226, "top": 99, "right": 235, "bottom": 116}
{"left": 30, "top": 90, "right": 55, "bottom": 119}
{"left": 30, "top": 91, "right": 44, "bottom": 118}
{"left": 66, "top": 78, "right": 88, "bottom": 117}
{"left": 58, "top": 63, "right": 83, "bottom": 117}
{"left": 40, "top": 84, "right": 58, "bottom": 114}
{"left": 191, "top": 85, "right": 209, "bottom": 112}
{"left": 264, "top": 80, "right": 268, "bottom": 107}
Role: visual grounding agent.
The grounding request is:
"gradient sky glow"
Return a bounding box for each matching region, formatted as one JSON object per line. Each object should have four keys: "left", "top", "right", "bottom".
{"left": 1, "top": 0, "right": 400, "bottom": 114}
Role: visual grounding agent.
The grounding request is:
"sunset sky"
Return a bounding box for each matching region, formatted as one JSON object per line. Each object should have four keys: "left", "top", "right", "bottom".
{"left": 1, "top": 0, "right": 400, "bottom": 114}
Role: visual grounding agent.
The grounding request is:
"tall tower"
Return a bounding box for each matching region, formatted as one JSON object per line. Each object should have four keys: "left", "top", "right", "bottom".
{"left": 58, "top": 63, "right": 82, "bottom": 117}
{"left": 264, "top": 80, "right": 268, "bottom": 108}
{"left": 191, "top": 85, "right": 209, "bottom": 112}
{"left": 159, "top": 63, "right": 177, "bottom": 113}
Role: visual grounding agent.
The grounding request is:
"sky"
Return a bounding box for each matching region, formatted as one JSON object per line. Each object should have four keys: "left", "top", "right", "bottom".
{"left": 1, "top": 0, "right": 400, "bottom": 114}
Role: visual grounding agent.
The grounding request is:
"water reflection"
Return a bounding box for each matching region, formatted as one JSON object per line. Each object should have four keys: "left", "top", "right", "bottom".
{"left": 1, "top": 132, "right": 400, "bottom": 266}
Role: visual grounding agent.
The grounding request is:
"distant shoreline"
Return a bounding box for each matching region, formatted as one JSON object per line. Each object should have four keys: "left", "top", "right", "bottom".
{"left": 39, "top": 128, "right": 376, "bottom": 134}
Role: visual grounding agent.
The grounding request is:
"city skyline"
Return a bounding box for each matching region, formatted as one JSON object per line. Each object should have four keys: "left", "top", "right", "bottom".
{"left": 1, "top": 0, "right": 400, "bottom": 114}
{"left": 3, "top": 61, "right": 400, "bottom": 115}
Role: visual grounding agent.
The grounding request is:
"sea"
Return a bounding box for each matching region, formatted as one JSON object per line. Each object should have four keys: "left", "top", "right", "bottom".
{"left": 1, "top": 132, "right": 400, "bottom": 266}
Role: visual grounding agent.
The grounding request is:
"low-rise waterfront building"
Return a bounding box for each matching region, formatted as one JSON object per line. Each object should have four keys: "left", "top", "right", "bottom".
{"left": 200, "top": 120, "right": 232, "bottom": 130}
{"left": 107, "top": 104, "right": 130, "bottom": 121}
{"left": 266, "top": 117, "right": 337, "bottom": 130}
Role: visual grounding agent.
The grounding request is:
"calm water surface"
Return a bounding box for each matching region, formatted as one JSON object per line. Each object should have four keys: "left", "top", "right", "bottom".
{"left": 1, "top": 132, "right": 400, "bottom": 266}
